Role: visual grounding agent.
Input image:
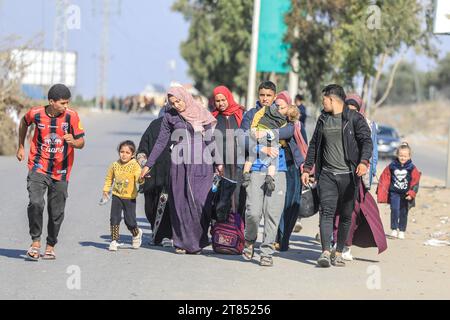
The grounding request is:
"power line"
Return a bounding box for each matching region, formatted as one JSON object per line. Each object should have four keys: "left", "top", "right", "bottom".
{"left": 52, "top": 0, "right": 69, "bottom": 85}
{"left": 94, "top": 0, "right": 121, "bottom": 109}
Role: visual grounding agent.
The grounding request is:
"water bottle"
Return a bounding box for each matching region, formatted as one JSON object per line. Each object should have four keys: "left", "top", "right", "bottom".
{"left": 211, "top": 175, "right": 221, "bottom": 193}
{"left": 99, "top": 193, "right": 110, "bottom": 206}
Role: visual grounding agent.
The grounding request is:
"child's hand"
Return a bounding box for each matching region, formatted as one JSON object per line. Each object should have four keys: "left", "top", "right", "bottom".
{"left": 140, "top": 166, "right": 151, "bottom": 180}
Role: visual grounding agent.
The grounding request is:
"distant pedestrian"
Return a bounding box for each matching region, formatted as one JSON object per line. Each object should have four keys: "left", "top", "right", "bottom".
{"left": 377, "top": 143, "right": 421, "bottom": 240}
{"left": 102, "top": 140, "right": 144, "bottom": 251}
{"left": 295, "top": 94, "right": 308, "bottom": 128}
{"left": 16, "top": 84, "right": 85, "bottom": 261}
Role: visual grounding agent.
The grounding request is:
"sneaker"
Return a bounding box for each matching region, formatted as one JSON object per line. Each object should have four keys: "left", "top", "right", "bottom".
{"left": 391, "top": 230, "right": 398, "bottom": 238}
{"left": 331, "top": 252, "right": 346, "bottom": 267}
{"left": 242, "top": 241, "right": 254, "bottom": 261}
{"left": 317, "top": 251, "right": 331, "bottom": 268}
{"left": 342, "top": 246, "right": 353, "bottom": 261}
{"left": 132, "top": 228, "right": 143, "bottom": 249}
{"left": 398, "top": 231, "right": 405, "bottom": 240}
{"left": 293, "top": 221, "right": 303, "bottom": 233}
{"left": 109, "top": 240, "right": 119, "bottom": 252}
{"left": 260, "top": 256, "right": 273, "bottom": 267}
{"left": 161, "top": 238, "right": 173, "bottom": 247}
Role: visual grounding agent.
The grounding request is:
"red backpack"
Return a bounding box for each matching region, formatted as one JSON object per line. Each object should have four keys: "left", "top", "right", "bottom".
{"left": 211, "top": 212, "right": 245, "bottom": 255}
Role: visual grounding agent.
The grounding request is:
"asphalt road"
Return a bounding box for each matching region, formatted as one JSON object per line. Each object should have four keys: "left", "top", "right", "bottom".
{"left": 0, "top": 110, "right": 448, "bottom": 300}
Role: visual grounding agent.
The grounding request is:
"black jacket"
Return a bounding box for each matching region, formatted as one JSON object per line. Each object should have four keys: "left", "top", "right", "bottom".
{"left": 137, "top": 117, "right": 172, "bottom": 193}
{"left": 303, "top": 105, "right": 373, "bottom": 182}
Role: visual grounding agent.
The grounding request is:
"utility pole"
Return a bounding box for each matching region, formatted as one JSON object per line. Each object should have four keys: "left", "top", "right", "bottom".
{"left": 94, "top": 0, "right": 121, "bottom": 109}
{"left": 96, "top": 0, "right": 111, "bottom": 110}
{"left": 288, "top": 27, "right": 299, "bottom": 101}
{"left": 52, "top": 0, "right": 69, "bottom": 85}
{"left": 246, "top": 0, "right": 261, "bottom": 110}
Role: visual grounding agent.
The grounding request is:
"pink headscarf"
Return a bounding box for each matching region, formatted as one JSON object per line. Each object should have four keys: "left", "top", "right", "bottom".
{"left": 345, "top": 93, "right": 365, "bottom": 115}
{"left": 276, "top": 91, "right": 292, "bottom": 105}
{"left": 167, "top": 86, "right": 217, "bottom": 132}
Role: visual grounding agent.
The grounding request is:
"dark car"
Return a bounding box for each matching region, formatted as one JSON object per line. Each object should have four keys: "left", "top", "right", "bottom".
{"left": 377, "top": 125, "right": 402, "bottom": 159}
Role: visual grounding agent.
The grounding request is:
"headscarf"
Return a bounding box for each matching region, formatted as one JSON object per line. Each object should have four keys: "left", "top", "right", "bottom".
{"left": 345, "top": 93, "right": 365, "bottom": 115}
{"left": 211, "top": 86, "right": 244, "bottom": 127}
{"left": 276, "top": 91, "right": 292, "bottom": 106}
{"left": 167, "top": 86, "right": 217, "bottom": 132}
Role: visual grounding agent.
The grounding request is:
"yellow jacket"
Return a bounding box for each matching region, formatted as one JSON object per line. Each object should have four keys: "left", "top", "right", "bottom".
{"left": 103, "top": 159, "right": 142, "bottom": 200}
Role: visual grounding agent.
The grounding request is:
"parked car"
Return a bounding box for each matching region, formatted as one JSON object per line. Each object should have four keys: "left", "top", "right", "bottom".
{"left": 377, "top": 125, "right": 402, "bottom": 159}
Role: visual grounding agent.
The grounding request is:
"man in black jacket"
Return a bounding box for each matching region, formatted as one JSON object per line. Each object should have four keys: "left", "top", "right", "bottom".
{"left": 301, "top": 84, "right": 373, "bottom": 268}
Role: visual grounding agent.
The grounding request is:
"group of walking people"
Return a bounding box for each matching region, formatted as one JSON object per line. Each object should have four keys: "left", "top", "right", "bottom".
{"left": 17, "top": 82, "right": 422, "bottom": 268}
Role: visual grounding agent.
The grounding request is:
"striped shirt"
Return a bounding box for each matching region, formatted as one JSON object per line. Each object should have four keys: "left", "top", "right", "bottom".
{"left": 24, "top": 106, "right": 85, "bottom": 181}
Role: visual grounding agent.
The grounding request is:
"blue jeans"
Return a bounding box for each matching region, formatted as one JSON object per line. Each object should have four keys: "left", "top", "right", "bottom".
{"left": 390, "top": 192, "right": 409, "bottom": 232}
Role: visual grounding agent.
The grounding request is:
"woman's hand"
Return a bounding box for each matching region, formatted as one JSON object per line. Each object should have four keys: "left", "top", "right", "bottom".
{"left": 140, "top": 166, "right": 151, "bottom": 180}
{"left": 405, "top": 195, "right": 413, "bottom": 201}
{"left": 215, "top": 164, "right": 224, "bottom": 177}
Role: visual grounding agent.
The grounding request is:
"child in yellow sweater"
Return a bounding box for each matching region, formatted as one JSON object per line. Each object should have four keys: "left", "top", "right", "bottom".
{"left": 102, "top": 140, "right": 144, "bottom": 251}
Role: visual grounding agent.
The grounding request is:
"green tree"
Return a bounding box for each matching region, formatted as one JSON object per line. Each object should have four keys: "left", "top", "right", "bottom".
{"left": 172, "top": 0, "right": 253, "bottom": 98}
{"left": 375, "top": 61, "right": 427, "bottom": 105}
{"left": 286, "top": 0, "right": 436, "bottom": 108}
{"left": 428, "top": 52, "right": 450, "bottom": 99}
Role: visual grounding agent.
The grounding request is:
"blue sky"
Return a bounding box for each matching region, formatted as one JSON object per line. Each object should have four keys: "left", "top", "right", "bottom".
{"left": 0, "top": 0, "right": 191, "bottom": 99}
{"left": 0, "top": 0, "right": 449, "bottom": 99}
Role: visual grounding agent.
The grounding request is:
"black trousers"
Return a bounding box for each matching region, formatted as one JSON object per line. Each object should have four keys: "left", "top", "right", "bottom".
{"left": 318, "top": 171, "right": 356, "bottom": 253}
{"left": 110, "top": 195, "right": 138, "bottom": 231}
{"left": 27, "top": 171, "right": 68, "bottom": 246}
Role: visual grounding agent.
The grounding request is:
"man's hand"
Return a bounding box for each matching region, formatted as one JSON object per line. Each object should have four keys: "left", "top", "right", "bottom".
{"left": 261, "top": 146, "right": 279, "bottom": 158}
{"left": 356, "top": 163, "right": 368, "bottom": 177}
{"left": 16, "top": 145, "right": 25, "bottom": 162}
{"left": 253, "top": 130, "right": 267, "bottom": 140}
{"left": 63, "top": 134, "right": 76, "bottom": 146}
{"left": 405, "top": 195, "right": 413, "bottom": 201}
{"left": 140, "top": 166, "right": 151, "bottom": 180}
{"left": 301, "top": 172, "right": 312, "bottom": 187}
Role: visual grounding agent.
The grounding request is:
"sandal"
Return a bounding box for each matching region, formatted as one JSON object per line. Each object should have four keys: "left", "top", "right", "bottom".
{"left": 42, "top": 249, "right": 56, "bottom": 260}
{"left": 26, "top": 246, "right": 40, "bottom": 261}
{"left": 331, "top": 253, "right": 346, "bottom": 267}
{"left": 175, "top": 248, "right": 186, "bottom": 254}
{"left": 242, "top": 241, "right": 254, "bottom": 261}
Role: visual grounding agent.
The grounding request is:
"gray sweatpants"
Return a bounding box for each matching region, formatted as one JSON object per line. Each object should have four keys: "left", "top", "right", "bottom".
{"left": 245, "top": 171, "right": 286, "bottom": 257}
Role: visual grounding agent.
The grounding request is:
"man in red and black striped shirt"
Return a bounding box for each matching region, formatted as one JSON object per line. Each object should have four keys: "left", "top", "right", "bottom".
{"left": 17, "top": 84, "right": 85, "bottom": 261}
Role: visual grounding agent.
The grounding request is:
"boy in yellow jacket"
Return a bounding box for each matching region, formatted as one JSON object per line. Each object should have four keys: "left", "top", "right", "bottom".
{"left": 102, "top": 140, "right": 144, "bottom": 251}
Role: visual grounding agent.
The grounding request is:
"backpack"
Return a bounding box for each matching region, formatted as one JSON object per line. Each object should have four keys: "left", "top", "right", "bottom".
{"left": 211, "top": 212, "right": 245, "bottom": 255}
